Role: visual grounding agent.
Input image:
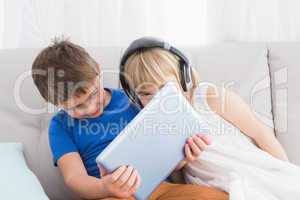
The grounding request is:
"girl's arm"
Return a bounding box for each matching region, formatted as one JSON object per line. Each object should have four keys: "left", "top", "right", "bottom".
{"left": 205, "top": 85, "right": 288, "bottom": 161}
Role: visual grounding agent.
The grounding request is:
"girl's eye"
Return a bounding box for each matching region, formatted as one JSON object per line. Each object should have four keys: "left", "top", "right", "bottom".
{"left": 138, "top": 92, "right": 152, "bottom": 96}
{"left": 77, "top": 104, "right": 86, "bottom": 109}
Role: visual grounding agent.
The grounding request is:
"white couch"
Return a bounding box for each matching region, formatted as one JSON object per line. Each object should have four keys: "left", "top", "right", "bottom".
{"left": 0, "top": 43, "right": 299, "bottom": 200}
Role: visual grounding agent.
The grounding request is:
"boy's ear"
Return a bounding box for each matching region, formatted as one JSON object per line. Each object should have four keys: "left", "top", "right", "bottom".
{"left": 95, "top": 64, "right": 101, "bottom": 74}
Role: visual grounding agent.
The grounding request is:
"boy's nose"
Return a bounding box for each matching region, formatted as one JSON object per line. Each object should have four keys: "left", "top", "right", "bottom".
{"left": 88, "top": 103, "right": 100, "bottom": 115}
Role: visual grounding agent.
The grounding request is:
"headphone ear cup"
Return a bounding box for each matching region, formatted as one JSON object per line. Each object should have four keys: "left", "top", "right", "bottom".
{"left": 187, "top": 65, "right": 193, "bottom": 89}
{"left": 180, "top": 64, "right": 187, "bottom": 91}
{"left": 180, "top": 63, "right": 193, "bottom": 91}
{"left": 129, "top": 90, "right": 144, "bottom": 109}
{"left": 137, "top": 98, "right": 143, "bottom": 108}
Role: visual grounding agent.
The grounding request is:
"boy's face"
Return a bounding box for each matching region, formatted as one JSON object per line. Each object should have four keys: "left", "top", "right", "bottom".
{"left": 59, "top": 75, "right": 107, "bottom": 119}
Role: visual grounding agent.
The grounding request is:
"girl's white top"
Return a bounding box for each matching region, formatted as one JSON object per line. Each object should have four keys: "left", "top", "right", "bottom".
{"left": 183, "top": 85, "right": 300, "bottom": 200}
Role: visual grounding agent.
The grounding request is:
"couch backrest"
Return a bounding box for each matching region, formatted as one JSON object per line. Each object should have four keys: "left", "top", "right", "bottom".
{"left": 0, "top": 43, "right": 298, "bottom": 200}
{"left": 268, "top": 43, "right": 300, "bottom": 166}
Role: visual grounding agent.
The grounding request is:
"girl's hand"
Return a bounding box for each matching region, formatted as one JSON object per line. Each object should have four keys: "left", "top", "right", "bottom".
{"left": 184, "top": 133, "right": 211, "bottom": 162}
{"left": 174, "top": 133, "right": 211, "bottom": 171}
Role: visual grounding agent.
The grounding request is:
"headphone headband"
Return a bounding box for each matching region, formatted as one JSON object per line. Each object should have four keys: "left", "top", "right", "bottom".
{"left": 120, "top": 37, "right": 189, "bottom": 68}
{"left": 119, "top": 37, "right": 193, "bottom": 106}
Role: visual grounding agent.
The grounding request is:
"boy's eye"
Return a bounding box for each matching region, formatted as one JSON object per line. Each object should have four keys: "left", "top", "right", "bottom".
{"left": 85, "top": 88, "right": 98, "bottom": 102}
{"left": 71, "top": 89, "right": 98, "bottom": 111}
{"left": 91, "top": 89, "right": 98, "bottom": 96}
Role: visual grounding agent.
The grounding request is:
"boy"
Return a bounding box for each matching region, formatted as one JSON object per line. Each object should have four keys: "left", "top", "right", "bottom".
{"left": 31, "top": 39, "right": 228, "bottom": 200}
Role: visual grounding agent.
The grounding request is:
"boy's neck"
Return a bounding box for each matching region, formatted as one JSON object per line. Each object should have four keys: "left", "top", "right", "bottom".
{"left": 102, "top": 88, "right": 112, "bottom": 109}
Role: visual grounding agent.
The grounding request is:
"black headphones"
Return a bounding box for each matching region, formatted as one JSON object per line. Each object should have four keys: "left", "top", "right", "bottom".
{"left": 119, "top": 37, "right": 193, "bottom": 106}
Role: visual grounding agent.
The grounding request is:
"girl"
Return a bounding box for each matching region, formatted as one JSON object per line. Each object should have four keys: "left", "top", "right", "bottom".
{"left": 119, "top": 37, "right": 300, "bottom": 200}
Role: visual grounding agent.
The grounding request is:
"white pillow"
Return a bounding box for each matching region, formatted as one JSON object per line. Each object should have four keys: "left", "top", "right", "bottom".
{"left": 0, "top": 143, "right": 49, "bottom": 200}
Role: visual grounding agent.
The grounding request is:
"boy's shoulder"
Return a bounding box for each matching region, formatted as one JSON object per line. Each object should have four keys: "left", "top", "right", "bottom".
{"left": 51, "top": 109, "right": 68, "bottom": 123}
{"left": 104, "top": 88, "right": 140, "bottom": 119}
{"left": 49, "top": 109, "right": 75, "bottom": 131}
{"left": 107, "top": 88, "right": 135, "bottom": 107}
{"left": 109, "top": 88, "right": 127, "bottom": 98}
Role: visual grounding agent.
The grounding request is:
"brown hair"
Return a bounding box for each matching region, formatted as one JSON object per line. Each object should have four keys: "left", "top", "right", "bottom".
{"left": 32, "top": 38, "right": 99, "bottom": 105}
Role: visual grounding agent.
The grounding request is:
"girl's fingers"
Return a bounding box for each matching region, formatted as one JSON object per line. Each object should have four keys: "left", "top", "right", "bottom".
{"left": 193, "top": 136, "right": 207, "bottom": 151}
{"left": 188, "top": 137, "right": 201, "bottom": 156}
{"left": 197, "top": 133, "right": 212, "bottom": 145}
{"left": 185, "top": 143, "right": 194, "bottom": 161}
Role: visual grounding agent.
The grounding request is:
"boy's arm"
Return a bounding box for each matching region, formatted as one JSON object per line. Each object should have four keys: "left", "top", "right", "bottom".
{"left": 57, "top": 152, "right": 110, "bottom": 199}
{"left": 57, "top": 152, "right": 141, "bottom": 199}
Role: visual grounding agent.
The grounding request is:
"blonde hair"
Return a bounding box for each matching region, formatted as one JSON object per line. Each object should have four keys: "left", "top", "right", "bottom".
{"left": 122, "top": 48, "right": 200, "bottom": 104}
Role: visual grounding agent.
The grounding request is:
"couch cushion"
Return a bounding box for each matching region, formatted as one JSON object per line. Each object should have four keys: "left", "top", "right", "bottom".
{"left": 88, "top": 47, "right": 122, "bottom": 88}
{"left": 0, "top": 48, "right": 45, "bottom": 178}
{"left": 181, "top": 43, "right": 274, "bottom": 130}
{"left": 268, "top": 43, "right": 300, "bottom": 166}
{"left": 0, "top": 143, "right": 49, "bottom": 200}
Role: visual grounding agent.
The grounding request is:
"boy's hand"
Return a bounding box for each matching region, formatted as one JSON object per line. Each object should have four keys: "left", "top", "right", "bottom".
{"left": 184, "top": 133, "right": 211, "bottom": 162}
{"left": 99, "top": 165, "right": 141, "bottom": 198}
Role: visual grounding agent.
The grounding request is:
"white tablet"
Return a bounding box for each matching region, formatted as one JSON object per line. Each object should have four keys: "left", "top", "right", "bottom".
{"left": 96, "top": 82, "right": 209, "bottom": 200}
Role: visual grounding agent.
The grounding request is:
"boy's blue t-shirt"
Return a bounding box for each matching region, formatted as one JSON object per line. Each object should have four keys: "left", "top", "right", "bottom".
{"left": 48, "top": 88, "right": 140, "bottom": 178}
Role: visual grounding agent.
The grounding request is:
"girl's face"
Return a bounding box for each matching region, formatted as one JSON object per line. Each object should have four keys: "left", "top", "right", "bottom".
{"left": 136, "top": 84, "right": 160, "bottom": 107}
{"left": 136, "top": 81, "right": 184, "bottom": 107}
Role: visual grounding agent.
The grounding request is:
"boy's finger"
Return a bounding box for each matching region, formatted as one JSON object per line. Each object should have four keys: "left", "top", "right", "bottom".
{"left": 116, "top": 166, "right": 134, "bottom": 186}
{"left": 122, "top": 169, "right": 137, "bottom": 191}
{"left": 98, "top": 164, "right": 107, "bottom": 177}
{"left": 111, "top": 165, "right": 127, "bottom": 182}
{"left": 130, "top": 174, "right": 141, "bottom": 194}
